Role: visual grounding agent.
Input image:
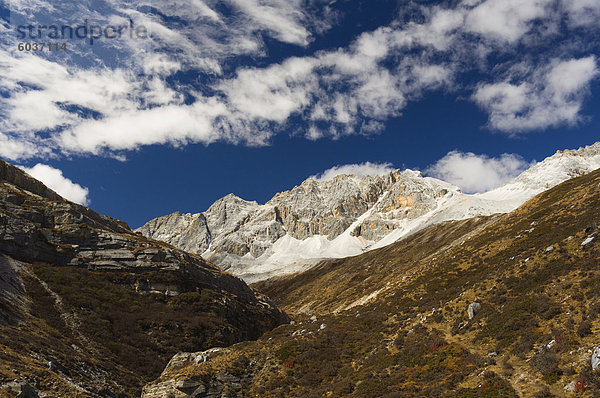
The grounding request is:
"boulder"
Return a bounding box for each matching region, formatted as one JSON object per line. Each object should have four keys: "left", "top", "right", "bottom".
{"left": 564, "top": 381, "right": 576, "bottom": 392}
{"left": 592, "top": 346, "right": 600, "bottom": 370}
{"left": 467, "top": 302, "right": 481, "bottom": 319}
{"left": 0, "top": 381, "right": 39, "bottom": 398}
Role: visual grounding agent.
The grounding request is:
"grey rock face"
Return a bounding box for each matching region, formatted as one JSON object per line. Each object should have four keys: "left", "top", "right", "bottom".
{"left": 592, "top": 346, "right": 600, "bottom": 370}
{"left": 0, "top": 254, "right": 27, "bottom": 325}
{"left": 143, "top": 374, "right": 243, "bottom": 398}
{"left": 0, "top": 158, "right": 63, "bottom": 202}
{"left": 137, "top": 170, "right": 455, "bottom": 267}
{"left": 353, "top": 170, "right": 452, "bottom": 240}
{"left": 142, "top": 348, "right": 245, "bottom": 398}
{"left": 135, "top": 212, "right": 211, "bottom": 254}
{"left": 467, "top": 302, "right": 481, "bottom": 319}
{"left": 0, "top": 380, "right": 39, "bottom": 398}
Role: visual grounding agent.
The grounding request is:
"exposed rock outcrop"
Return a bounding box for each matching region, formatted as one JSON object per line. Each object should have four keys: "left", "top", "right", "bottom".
{"left": 135, "top": 212, "right": 212, "bottom": 255}
{"left": 0, "top": 380, "right": 39, "bottom": 398}
{"left": 142, "top": 349, "right": 246, "bottom": 398}
{"left": 592, "top": 347, "right": 600, "bottom": 371}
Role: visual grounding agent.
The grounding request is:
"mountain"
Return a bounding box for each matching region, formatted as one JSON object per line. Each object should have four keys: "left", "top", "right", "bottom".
{"left": 137, "top": 142, "right": 600, "bottom": 282}
{"left": 143, "top": 164, "right": 600, "bottom": 397}
{"left": 0, "top": 158, "right": 288, "bottom": 397}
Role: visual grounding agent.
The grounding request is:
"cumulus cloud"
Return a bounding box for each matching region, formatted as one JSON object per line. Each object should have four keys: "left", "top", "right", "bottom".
{"left": 473, "top": 56, "right": 599, "bottom": 133}
{"left": 18, "top": 164, "right": 90, "bottom": 205}
{"left": 425, "top": 151, "right": 531, "bottom": 193}
{"left": 311, "top": 162, "right": 396, "bottom": 182}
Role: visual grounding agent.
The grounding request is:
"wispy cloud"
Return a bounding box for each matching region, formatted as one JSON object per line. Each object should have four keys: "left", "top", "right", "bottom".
{"left": 464, "top": 0, "right": 554, "bottom": 43}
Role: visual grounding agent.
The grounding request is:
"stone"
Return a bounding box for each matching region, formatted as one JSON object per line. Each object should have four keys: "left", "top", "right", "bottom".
{"left": 592, "top": 346, "right": 600, "bottom": 370}
{"left": 0, "top": 381, "right": 39, "bottom": 398}
{"left": 585, "top": 222, "right": 598, "bottom": 234}
{"left": 564, "top": 381, "right": 576, "bottom": 392}
{"left": 467, "top": 302, "right": 481, "bottom": 319}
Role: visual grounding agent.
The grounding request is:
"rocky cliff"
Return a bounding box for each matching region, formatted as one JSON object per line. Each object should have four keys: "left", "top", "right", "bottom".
{"left": 137, "top": 142, "right": 600, "bottom": 281}
{"left": 0, "top": 158, "right": 288, "bottom": 397}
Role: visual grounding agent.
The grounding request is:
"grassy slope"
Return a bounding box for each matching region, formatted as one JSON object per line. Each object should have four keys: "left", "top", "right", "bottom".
{"left": 148, "top": 169, "right": 600, "bottom": 397}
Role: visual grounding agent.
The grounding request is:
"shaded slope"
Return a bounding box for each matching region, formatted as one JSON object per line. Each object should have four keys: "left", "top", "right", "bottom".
{"left": 0, "top": 158, "right": 288, "bottom": 397}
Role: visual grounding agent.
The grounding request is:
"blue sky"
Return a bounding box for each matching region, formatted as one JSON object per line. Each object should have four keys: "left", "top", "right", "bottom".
{"left": 1, "top": 0, "right": 599, "bottom": 228}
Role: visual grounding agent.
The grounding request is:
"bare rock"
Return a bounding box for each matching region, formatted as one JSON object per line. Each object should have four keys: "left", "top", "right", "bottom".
{"left": 592, "top": 346, "right": 600, "bottom": 370}
{"left": 467, "top": 302, "right": 481, "bottom": 319}
{"left": 0, "top": 380, "right": 39, "bottom": 398}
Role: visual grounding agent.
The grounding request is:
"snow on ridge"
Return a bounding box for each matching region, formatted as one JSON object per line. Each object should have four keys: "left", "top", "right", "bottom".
{"left": 137, "top": 142, "right": 600, "bottom": 283}
{"left": 233, "top": 143, "right": 600, "bottom": 282}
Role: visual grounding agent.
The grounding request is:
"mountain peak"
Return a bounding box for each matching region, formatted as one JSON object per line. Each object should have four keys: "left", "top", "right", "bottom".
{"left": 138, "top": 142, "right": 600, "bottom": 282}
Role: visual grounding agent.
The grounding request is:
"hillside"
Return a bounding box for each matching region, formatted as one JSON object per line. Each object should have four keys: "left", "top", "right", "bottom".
{"left": 144, "top": 168, "right": 600, "bottom": 397}
{"left": 0, "top": 158, "right": 288, "bottom": 397}
{"left": 137, "top": 143, "right": 600, "bottom": 282}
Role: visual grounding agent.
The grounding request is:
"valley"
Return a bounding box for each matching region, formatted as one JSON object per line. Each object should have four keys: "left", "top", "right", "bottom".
{"left": 1, "top": 143, "right": 600, "bottom": 397}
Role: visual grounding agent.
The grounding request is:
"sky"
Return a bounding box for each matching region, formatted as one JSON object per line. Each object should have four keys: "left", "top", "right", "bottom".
{"left": 0, "top": 0, "right": 599, "bottom": 228}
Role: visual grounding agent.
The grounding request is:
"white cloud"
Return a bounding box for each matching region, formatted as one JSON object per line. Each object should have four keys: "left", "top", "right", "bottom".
{"left": 0, "top": 132, "right": 49, "bottom": 161}
{"left": 465, "top": 0, "right": 553, "bottom": 43}
{"left": 218, "top": 56, "right": 319, "bottom": 122}
{"left": 226, "top": 0, "right": 312, "bottom": 46}
{"left": 425, "top": 151, "right": 531, "bottom": 193}
{"left": 311, "top": 162, "right": 396, "bottom": 182}
{"left": 562, "top": 0, "right": 600, "bottom": 27}
{"left": 0, "top": 0, "right": 598, "bottom": 162}
{"left": 57, "top": 100, "right": 229, "bottom": 154}
{"left": 473, "top": 56, "right": 599, "bottom": 132}
{"left": 18, "top": 164, "right": 90, "bottom": 205}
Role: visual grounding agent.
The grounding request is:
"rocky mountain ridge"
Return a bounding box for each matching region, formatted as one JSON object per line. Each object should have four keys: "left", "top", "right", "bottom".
{"left": 0, "top": 157, "right": 288, "bottom": 396}
{"left": 137, "top": 142, "right": 600, "bottom": 282}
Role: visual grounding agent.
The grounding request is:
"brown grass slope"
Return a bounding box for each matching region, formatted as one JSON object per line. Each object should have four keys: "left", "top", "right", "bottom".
{"left": 146, "top": 168, "right": 600, "bottom": 397}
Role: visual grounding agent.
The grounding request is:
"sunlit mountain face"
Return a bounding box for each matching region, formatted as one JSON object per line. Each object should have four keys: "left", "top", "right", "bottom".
{"left": 0, "top": 1, "right": 599, "bottom": 228}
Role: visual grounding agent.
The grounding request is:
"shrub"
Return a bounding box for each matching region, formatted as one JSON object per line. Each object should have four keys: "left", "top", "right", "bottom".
{"left": 577, "top": 320, "right": 592, "bottom": 337}
{"left": 532, "top": 386, "right": 555, "bottom": 397}
{"left": 530, "top": 351, "right": 562, "bottom": 384}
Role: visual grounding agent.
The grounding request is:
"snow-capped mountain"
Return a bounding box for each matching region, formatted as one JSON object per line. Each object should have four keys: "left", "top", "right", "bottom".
{"left": 136, "top": 142, "right": 600, "bottom": 282}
